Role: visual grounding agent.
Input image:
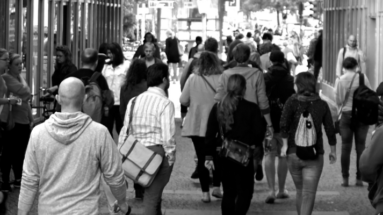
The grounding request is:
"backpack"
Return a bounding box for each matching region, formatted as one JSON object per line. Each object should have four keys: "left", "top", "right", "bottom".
{"left": 294, "top": 103, "right": 317, "bottom": 160}
{"left": 83, "top": 73, "right": 103, "bottom": 123}
{"left": 352, "top": 72, "right": 379, "bottom": 125}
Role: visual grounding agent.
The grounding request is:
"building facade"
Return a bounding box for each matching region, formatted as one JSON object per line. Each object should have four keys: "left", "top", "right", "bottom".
{"left": 321, "top": 0, "right": 383, "bottom": 102}
{"left": 0, "top": 0, "right": 123, "bottom": 117}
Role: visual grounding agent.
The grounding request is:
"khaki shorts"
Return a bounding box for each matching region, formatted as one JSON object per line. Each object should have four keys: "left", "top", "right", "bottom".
{"left": 264, "top": 133, "right": 283, "bottom": 157}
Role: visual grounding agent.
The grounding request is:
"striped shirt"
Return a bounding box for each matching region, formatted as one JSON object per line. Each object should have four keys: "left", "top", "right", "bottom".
{"left": 118, "top": 87, "right": 176, "bottom": 156}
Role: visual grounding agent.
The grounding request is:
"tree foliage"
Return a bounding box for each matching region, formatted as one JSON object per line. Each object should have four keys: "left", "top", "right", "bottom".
{"left": 241, "top": 0, "right": 308, "bottom": 16}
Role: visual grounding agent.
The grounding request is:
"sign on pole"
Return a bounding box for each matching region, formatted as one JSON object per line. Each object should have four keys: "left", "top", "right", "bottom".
{"left": 184, "top": 2, "right": 197, "bottom": 8}
{"left": 148, "top": 1, "right": 174, "bottom": 8}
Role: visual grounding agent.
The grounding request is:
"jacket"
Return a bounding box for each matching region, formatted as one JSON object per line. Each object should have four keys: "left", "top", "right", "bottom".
{"left": 52, "top": 62, "right": 78, "bottom": 88}
{"left": 264, "top": 63, "right": 295, "bottom": 132}
{"left": 215, "top": 66, "right": 270, "bottom": 115}
{"left": 360, "top": 125, "right": 383, "bottom": 214}
{"left": 180, "top": 74, "right": 220, "bottom": 137}
{"left": 226, "top": 40, "right": 243, "bottom": 62}
{"left": 19, "top": 112, "right": 126, "bottom": 214}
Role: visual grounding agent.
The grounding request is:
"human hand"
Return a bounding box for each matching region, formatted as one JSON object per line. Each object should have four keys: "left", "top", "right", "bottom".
{"left": 329, "top": 152, "right": 337, "bottom": 164}
{"left": 167, "top": 153, "right": 176, "bottom": 166}
{"left": 267, "top": 126, "right": 274, "bottom": 140}
{"left": 280, "top": 144, "right": 288, "bottom": 157}
{"left": 205, "top": 160, "right": 215, "bottom": 171}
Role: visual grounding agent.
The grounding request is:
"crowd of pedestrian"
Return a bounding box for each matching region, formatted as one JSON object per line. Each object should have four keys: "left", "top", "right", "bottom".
{"left": 0, "top": 26, "right": 381, "bottom": 215}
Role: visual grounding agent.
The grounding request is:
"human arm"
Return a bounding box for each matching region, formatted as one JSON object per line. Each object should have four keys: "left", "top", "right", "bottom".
{"left": 255, "top": 72, "right": 273, "bottom": 135}
{"left": 179, "top": 75, "right": 192, "bottom": 107}
{"left": 180, "top": 59, "right": 193, "bottom": 91}
{"left": 214, "top": 74, "right": 226, "bottom": 102}
{"left": 323, "top": 102, "right": 337, "bottom": 163}
{"left": 360, "top": 128, "right": 383, "bottom": 183}
{"left": 359, "top": 50, "right": 366, "bottom": 75}
{"left": 18, "top": 130, "right": 40, "bottom": 214}
{"left": 204, "top": 104, "right": 219, "bottom": 170}
{"left": 0, "top": 97, "right": 18, "bottom": 105}
{"left": 279, "top": 97, "right": 296, "bottom": 156}
{"left": 334, "top": 77, "right": 344, "bottom": 109}
{"left": 161, "top": 101, "right": 176, "bottom": 166}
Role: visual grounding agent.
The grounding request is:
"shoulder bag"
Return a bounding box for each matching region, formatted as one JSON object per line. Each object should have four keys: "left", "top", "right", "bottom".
{"left": 118, "top": 97, "right": 163, "bottom": 187}
{"left": 217, "top": 107, "right": 253, "bottom": 167}
{"left": 335, "top": 73, "right": 358, "bottom": 134}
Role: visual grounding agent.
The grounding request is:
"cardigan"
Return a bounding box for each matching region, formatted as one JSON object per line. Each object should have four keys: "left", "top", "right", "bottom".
{"left": 180, "top": 74, "right": 220, "bottom": 137}
{"left": 280, "top": 94, "right": 337, "bottom": 155}
{"left": 205, "top": 99, "right": 264, "bottom": 160}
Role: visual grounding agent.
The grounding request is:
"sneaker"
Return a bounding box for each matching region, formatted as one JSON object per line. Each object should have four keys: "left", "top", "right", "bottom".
{"left": 12, "top": 180, "right": 21, "bottom": 188}
{"left": 255, "top": 164, "right": 264, "bottom": 181}
{"left": 0, "top": 184, "right": 10, "bottom": 192}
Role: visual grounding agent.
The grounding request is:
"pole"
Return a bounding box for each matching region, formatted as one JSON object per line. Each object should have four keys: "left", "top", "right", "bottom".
{"left": 218, "top": 0, "right": 224, "bottom": 55}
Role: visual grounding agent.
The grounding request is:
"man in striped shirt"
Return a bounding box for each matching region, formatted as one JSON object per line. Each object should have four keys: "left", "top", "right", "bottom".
{"left": 119, "top": 63, "right": 176, "bottom": 215}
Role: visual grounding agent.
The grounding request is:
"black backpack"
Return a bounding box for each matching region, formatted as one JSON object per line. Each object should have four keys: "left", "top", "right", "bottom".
{"left": 352, "top": 72, "right": 379, "bottom": 125}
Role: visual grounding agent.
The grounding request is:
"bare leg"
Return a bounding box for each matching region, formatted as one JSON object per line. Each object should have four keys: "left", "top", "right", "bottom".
{"left": 277, "top": 157, "right": 289, "bottom": 196}
{"left": 264, "top": 153, "right": 276, "bottom": 198}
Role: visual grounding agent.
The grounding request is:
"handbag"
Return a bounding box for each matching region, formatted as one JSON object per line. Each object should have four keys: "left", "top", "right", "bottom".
{"left": 218, "top": 118, "right": 253, "bottom": 167}
{"left": 335, "top": 73, "right": 357, "bottom": 134}
{"left": 118, "top": 97, "right": 163, "bottom": 187}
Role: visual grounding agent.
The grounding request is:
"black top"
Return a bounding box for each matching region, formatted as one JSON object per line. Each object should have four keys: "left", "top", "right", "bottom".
{"left": 95, "top": 54, "right": 108, "bottom": 73}
{"left": 226, "top": 40, "right": 243, "bottom": 62}
{"left": 52, "top": 62, "right": 77, "bottom": 88}
{"left": 205, "top": 99, "right": 265, "bottom": 159}
{"left": 313, "top": 34, "right": 322, "bottom": 63}
{"left": 264, "top": 63, "right": 295, "bottom": 132}
{"left": 165, "top": 37, "right": 180, "bottom": 62}
{"left": 66, "top": 68, "right": 109, "bottom": 91}
{"left": 119, "top": 81, "right": 148, "bottom": 120}
{"left": 280, "top": 94, "right": 336, "bottom": 155}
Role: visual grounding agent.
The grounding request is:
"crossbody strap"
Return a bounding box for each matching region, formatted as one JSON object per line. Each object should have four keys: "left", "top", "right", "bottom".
{"left": 200, "top": 75, "right": 216, "bottom": 93}
{"left": 126, "top": 97, "right": 137, "bottom": 136}
{"left": 338, "top": 73, "right": 358, "bottom": 117}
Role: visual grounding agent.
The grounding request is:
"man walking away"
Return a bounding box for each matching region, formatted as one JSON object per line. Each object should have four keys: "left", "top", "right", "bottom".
{"left": 18, "top": 78, "right": 129, "bottom": 215}
{"left": 335, "top": 35, "right": 366, "bottom": 78}
{"left": 119, "top": 63, "right": 176, "bottom": 215}
{"left": 189, "top": 36, "right": 202, "bottom": 60}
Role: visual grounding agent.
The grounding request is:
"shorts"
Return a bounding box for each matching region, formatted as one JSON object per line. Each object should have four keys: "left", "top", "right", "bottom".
{"left": 264, "top": 133, "right": 283, "bottom": 157}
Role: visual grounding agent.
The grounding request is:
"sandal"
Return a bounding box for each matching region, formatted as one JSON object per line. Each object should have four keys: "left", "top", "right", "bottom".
{"left": 276, "top": 192, "right": 289, "bottom": 199}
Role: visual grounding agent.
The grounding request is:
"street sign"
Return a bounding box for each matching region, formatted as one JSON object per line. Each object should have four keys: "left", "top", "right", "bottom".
{"left": 148, "top": 1, "right": 174, "bottom": 8}
{"left": 184, "top": 2, "right": 197, "bottom": 8}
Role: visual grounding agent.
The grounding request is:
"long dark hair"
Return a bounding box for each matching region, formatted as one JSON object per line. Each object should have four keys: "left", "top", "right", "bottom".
{"left": 295, "top": 72, "right": 316, "bottom": 96}
{"left": 107, "top": 42, "right": 125, "bottom": 67}
{"left": 218, "top": 74, "right": 247, "bottom": 131}
{"left": 123, "top": 59, "right": 147, "bottom": 90}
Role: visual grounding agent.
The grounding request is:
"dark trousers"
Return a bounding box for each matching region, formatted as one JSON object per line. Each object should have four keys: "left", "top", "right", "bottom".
{"left": 221, "top": 157, "right": 254, "bottom": 215}
{"left": 340, "top": 111, "right": 369, "bottom": 180}
{"left": 103, "top": 105, "right": 123, "bottom": 136}
{"left": 143, "top": 146, "right": 173, "bottom": 215}
{"left": 313, "top": 61, "right": 322, "bottom": 80}
{"left": 191, "top": 136, "right": 221, "bottom": 192}
{"left": 1, "top": 123, "right": 31, "bottom": 183}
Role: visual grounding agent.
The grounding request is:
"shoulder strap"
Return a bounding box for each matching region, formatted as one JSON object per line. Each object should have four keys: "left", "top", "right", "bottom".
{"left": 343, "top": 47, "right": 347, "bottom": 60}
{"left": 338, "top": 72, "right": 358, "bottom": 115}
{"left": 126, "top": 97, "right": 137, "bottom": 136}
{"left": 89, "top": 72, "right": 101, "bottom": 83}
{"left": 200, "top": 75, "right": 216, "bottom": 93}
{"left": 358, "top": 72, "right": 365, "bottom": 86}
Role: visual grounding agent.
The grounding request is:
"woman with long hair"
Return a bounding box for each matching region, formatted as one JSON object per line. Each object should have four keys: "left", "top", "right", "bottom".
{"left": 0, "top": 53, "right": 33, "bottom": 192}
{"left": 205, "top": 74, "right": 264, "bottom": 214}
{"left": 133, "top": 32, "right": 161, "bottom": 59}
{"left": 335, "top": 57, "right": 371, "bottom": 187}
{"left": 49, "top": 46, "right": 77, "bottom": 94}
{"left": 280, "top": 72, "right": 337, "bottom": 215}
{"left": 102, "top": 42, "right": 130, "bottom": 135}
{"left": 180, "top": 51, "right": 223, "bottom": 202}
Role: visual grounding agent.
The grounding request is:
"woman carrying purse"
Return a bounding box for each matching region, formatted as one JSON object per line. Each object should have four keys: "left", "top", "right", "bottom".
{"left": 205, "top": 74, "right": 264, "bottom": 215}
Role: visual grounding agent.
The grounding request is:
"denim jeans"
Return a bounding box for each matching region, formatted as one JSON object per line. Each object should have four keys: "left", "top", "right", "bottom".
{"left": 339, "top": 111, "right": 369, "bottom": 180}
{"left": 287, "top": 154, "right": 323, "bottom": 215}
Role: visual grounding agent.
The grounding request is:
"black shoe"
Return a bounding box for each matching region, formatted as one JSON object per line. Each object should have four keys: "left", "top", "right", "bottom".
{"left": 12, "top": 180, "right": 21, "bottom": 188}
{"left": 191, "top": 169, "right": 199, "bottom": 179}
{"left": 135, "top": 191, "right": 143, "bottom": 200}
{"left": 255, "top": 164, "right": 264, "bottom": 181}
{"left": 0, "top": 191, "right": 7, "bottom": 215}
{"left": 0, "top": 184, "right": 10, "bottom": 192}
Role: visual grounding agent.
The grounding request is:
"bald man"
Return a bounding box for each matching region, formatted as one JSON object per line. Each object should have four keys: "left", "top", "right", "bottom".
{"left": 335, "top": 35, "right": 366, "bottom": 77}
{"left": 18, "top": 78, "right": 129, "bottom": 215}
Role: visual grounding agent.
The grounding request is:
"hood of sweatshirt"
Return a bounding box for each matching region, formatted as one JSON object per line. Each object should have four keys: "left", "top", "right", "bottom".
{"left": 45, "top": 112, "right": 92, "bottom": 145}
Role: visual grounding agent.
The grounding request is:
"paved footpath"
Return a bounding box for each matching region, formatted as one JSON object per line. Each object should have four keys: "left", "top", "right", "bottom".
{"left": 3, "top": 81, "right": 377, "bottom": 214}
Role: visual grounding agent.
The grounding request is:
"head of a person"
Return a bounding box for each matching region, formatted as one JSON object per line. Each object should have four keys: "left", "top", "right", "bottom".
{"left": 269, "top": 51, "right": 285, "bottom": 64}
{"left": 194, "top": 51, "right": 222, "bottom": 76}
{"left": 235, "top": 33, "right": 244, "bottom": 41}
{"left": 81, "top": 48, "right": 98, "bottom": 70}
{"left": 262, "top": 33, "right": 273, "bottom": 42}
{"left": 268, "top": 28, "right": 273, "bottom": 34}
{"left": 0, "top": 48, "right": 9, "bottom": 74}
{"left": 195, "top": 36, "right": 203, "bottom": 45}
{"left": 56, "top": 45, "right": 72, "bottom": 64}
{"left": 125, "top": 59, "right": 147, "bottom": 88}
{"left": 233, "top": 44, "right": 250, "bottom": 64}
{"left": 218, "top": 74, "right": 247, "bottom": 131}
{"left": 226, "top": 36, "right": 233, "bottom": 44}
{"left": 233, "top": 30, "right": 239, "bottom": 37}
{"left": 295, "top": 72, "right": 317, "bottom": 96}
{"left": 348, "top": 35, "right": 357, "bottom": 48}
{"left": 106, "top": 43, "right": 124, "bottom": 67}
{"left": 143, "top": 32, "right": 156, "bottom": 43}
{"left": 57, "top": 77, "right": 85, "bottom": 112}
{"left": 254, "top": 30, "right": 260, "bottom": 37}
{"left": 144, "top": 42, "right": 156, "bottom": 60}
{"left": 166, "top": 30, "right": 174, "bottom": 38}
{"left": 8, "top": 53, "right": 23, "bottom": 76}
{"left": 147, "top": 63, "right": 170, "bottom": 91}
{"left": 246, "top": 32, "right": 252, "bottom": 38}
{"left": 204, "top": 37, "right": 219, "bottom": 53}
{"left": 342, "top": 57, "right": 358, "bottom": 72}
{"left": 98, "top": 43, "right": 109, "bottom": 55}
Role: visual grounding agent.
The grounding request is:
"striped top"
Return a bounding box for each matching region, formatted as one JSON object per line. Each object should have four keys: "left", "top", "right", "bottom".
{"left": 118, "top": 87, "right": 176, "bottom": 156}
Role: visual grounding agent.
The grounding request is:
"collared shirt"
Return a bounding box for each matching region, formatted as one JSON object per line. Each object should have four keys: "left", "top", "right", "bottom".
{"left": 102, "top": 61, "right": 130, "bottom": 105}
{"left": 118, "top": 87, "right": 176, "bottom": 156}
